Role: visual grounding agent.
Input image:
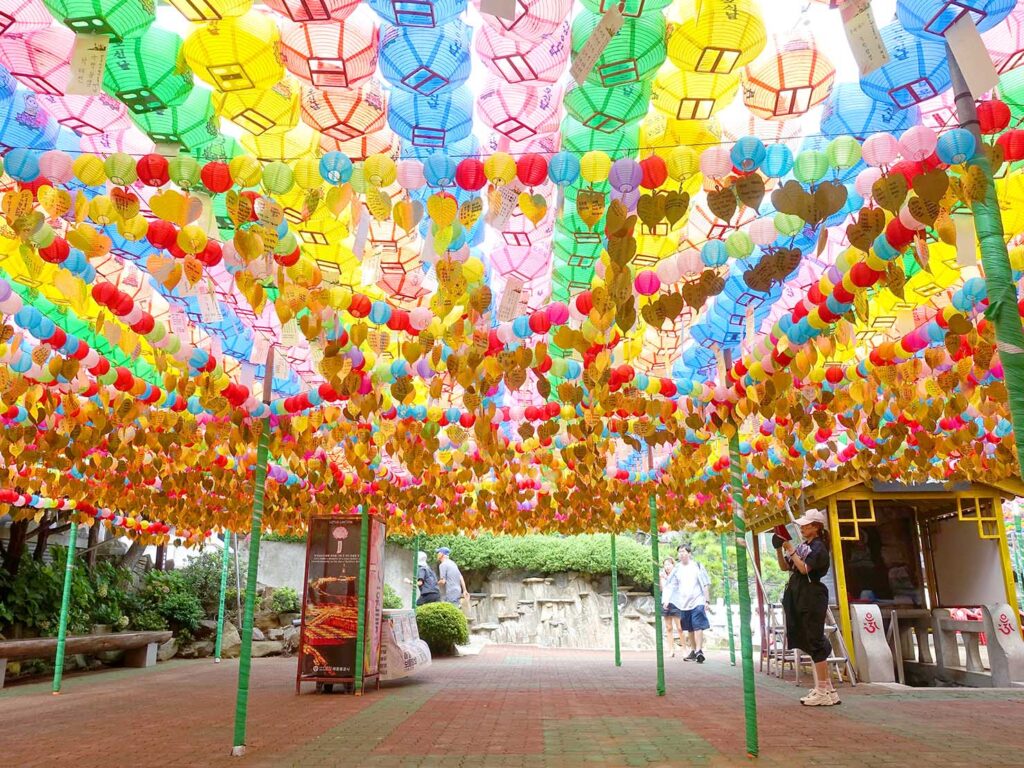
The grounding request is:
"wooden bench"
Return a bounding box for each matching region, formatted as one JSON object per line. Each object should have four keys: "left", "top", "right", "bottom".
{"left": 0, "top": 630, "right": 172, "bottom": 688}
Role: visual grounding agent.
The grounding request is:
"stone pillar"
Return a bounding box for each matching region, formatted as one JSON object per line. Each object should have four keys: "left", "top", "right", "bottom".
{"left": 849, "top": 604, "right": 894, "bottom": 683}
{"left": 983, "top": 604, "right": 1024, "bottom": 687}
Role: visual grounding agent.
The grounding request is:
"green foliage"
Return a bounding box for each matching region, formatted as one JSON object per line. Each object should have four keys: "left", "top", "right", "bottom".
{"left": 177, "top": 552, "right": 229, "bottom": 613}
{"left": 270, "top": 586, "right": 300, "bottom": 614}
{"left": 390, "top": 533, "right": 653, "bottom": 587}
{"left": 262, "top": 532, "right": 305, "bottom": 543}
{"left": 125, "top": 571, "right": 204, "bottom": 640}
{"left": 382, "top": 583, "right": 402, "bottom": 610}
{"left": 415, "top": 602, "right": 468, "bottom": 655}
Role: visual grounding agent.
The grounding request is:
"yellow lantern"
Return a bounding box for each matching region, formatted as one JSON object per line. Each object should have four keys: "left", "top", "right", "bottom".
{"left": 363, "top": 153, "right": 397, "bottom": 187}
{"left": 241, "top": 123, "right": 320, "bottom": 162}
{"left": 668, "top": 0, "right": 766, "bottom": 75}
{"left": 483, "top": 151, "right": 516, "bottom": 185}
{"left": 73, "top": 154, "right": 106, "bottom": 186}
{"left": 166, "top": 0, "right": 253, "bottom": 21}
{"left": 580, "top": 150, "right": 610, "bottom": 184}
{"left": 651, "top": 70, "right": 739, "bottom": 121}
{"left": 229, "top": 155, "right": 262, "bottom": 188}
{"left": 182, "top": 13, "right": 284, "bottom": 93}
{"left": 212, "top": 80, "right": 301, "bottom": 136}
{"left": 292, "top": 156, "right": 322, "bottom": 190}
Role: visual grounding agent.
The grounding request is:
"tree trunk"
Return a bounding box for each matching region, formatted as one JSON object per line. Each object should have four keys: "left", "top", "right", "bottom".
{"left": 119, "top": 539, "right": 147, "bottom": 570}
{"left": 2, "top": 519, "right": 29, "bottom": 574}
{"left": 32, "top": 513, "right": 51, "bottom": 561}
{"left": 155, "top": 544, "right": 166, "bottom": 571}
{"left": 86, "top": 523, "right": 99, "bottom": 568}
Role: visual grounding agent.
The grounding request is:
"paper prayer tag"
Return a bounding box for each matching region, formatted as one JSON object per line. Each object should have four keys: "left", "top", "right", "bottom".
{"left": 840, "top": 0, "right": 889, "bottom": 77}
{"left": 498, "top": 277, "right": 525, "bottom": 322}
{"left": 66, "top": 34, "right": 109, "bottom": 95}
{"left": 480, "top": 0, "right": 517, "bottom": 21}
{"left": 945, "top": 15, "right": 999, "bottom": 99}
{"left": 570, "top": 4, "right": 624, "bottom": 86}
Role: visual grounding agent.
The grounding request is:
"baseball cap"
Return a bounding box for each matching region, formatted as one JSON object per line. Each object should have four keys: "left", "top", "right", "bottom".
{"left": 435, "top": 547, "right": 451, "bottom": 555}
{"left": 794, "top": 509, "right": 827, "bottom": 527}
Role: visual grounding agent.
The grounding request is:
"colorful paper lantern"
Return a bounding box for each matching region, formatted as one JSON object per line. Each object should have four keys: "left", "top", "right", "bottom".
{"left": 897, "top": 0, "right": 1015, "bottom": 40}
{"left": 571, "top": 12, "right": 665, "bottom": 87}
{"left": 859, "top": 22, "right": 951, "bottom": 108}
{"left": 651, "top": 70, "right": 739, "bottom": 121}
{"left": 741, "top": 38, "right": 835, "bottom": 121}
{"left": 182, "top": 12, "right": 284, "bottom": 92}
{"left": 213, "top": 79, "right": 301, "bottom": 136}
{"left": 280, "top": 18, "right": 378, "bottom": 90}
{"left": 565, "top": 79, "right": 650, "bottom": 133}
{"left": 104, "top": 28, "right": 194, "bottom": 113}
{"left": 130, "top": 86, "right": 216, "bottom": 150}
{"left": 264, "top": 0, "right": 360, "bottom": 21}
{"left": 35, "top": 93, "right": 130, "bottom": 136}
{"left": 387, "top": 87, "right": 473, "bottom": 148}
{"left": 300, "top": 80, "right": 387, "bottom": 141}
{"left": 477, "top": 79, "right": 561, "bottom": 142}
{"left": 367, "top": 0, "right": 464, "bottom": 28}
{"left": 0, "top": 88, "right": 59, "bottom": 150}
{"left": 0, "top": 0, "right": 53, "bottom": 36}
{"left": 475, "top": 21, "right": 570, "bottom": 84}
{"left": 0, "top": 26, "right": 75, "bottom": 96}
{"left": 43, "top": 0, "right": 154, "bottom": 41}
{"left": 820, "top": 82, "right": 921, "bottom": 140}
{"left": 378, "top": 20, "right": 470, "bottom": 96}
{"left": 668, "top": 0, "right": 766, "bottom": 74}
{"left": 473, "top": 0, "right": 571, "bottom": 40}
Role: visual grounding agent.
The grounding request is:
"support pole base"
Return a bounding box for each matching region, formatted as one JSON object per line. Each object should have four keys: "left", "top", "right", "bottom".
{"left": 231, "top": 746, "right": 246, "bottom": 757}
{"left": 214, "top": 658, "right": 221, "bottom": 664}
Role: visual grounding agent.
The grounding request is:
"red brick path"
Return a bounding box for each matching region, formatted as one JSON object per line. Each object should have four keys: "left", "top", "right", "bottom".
{"left": 2, "top": 646, "right": 1023, "bottom": 767}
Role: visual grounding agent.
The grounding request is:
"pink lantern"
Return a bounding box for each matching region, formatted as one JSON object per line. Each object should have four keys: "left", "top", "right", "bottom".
{"left": 898, "top": 125, "right": 937, "bottom": 162}
{"left": 984, "top": 4, "right": 1024, "bottom": 74}
{"left": 854, "top": 166, "right": 882, "bottom": 199}
{"left": 477, "top": 79, "right": 561, "bottom": 143}
{"left": 378, "top": 270, "right": 428, "bottom": 304}
{"left": 741, "top": 38, "right": 835, "bottom": 121}
{"left": 319, "top": 129, "right": 400, "bottom": 161}
{"left": 899, "top": 204, "right": 927, "bottom": 231}
{"left": 300, "top": 82, "right": 386, "bottom": 141}
{"left": 264, "top": 0, "right": 360, "bottom": 21}
{"left": 475, "top": 22, "right": 570, "bottom": 85}
{"left": 472, "top": 0, "right": 572, "bottom": 42}
{"left": 396, "top": 159, "right": 425, "bottom": 190}
{"left": 36, "top": 93, "right": 131, "bottom": 135}
{"left": 699, "top": 146, "right": 732, "bottom": 178}
{"left": 0, "top": 26, "right": 74, "bottom": 95}
{"left": 0, "top": 0, "right": 51, "bottom": 36}
{"left": 79, "top": 128, "right": 155, "bottom": 156}
{"left": 634, "top": 270, "right": 661, "bottom": 296}
{"left": 861, "top": 132, "right": 898, "bottom": 167}
{"left": 748, "top": 217, "right": 777, "bottom": 246}
{"left": 490, "top": 245, "right": 551, "bottom": 282}
{"left": 38, "top": 149, "right": 73, "bottom": 183}
{"left": 654, "top": 256, "right": 682, "bottom": 285}
{"left": 280, "top": 19, "right": 378, "bottom": 89}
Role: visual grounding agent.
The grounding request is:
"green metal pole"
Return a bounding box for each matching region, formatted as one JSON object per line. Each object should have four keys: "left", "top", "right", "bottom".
{"left": 232, "top": 346, "right": 275, "bottom": 757}
{"left": 354, "top": 504, "right": 370, "bottom": 695}
{"left": 215, "top": 530, "right": 231, "bottom": 662}
{"left": 52, "top": 521, "right": 78, "bottom": 695}
{"left": 648, "top": 493, "right": 666, "bottom": 696}
{"left": 611, "top": 532, "right": 621, "bottom": 667}
{"left": 410, "top": 534, "right": 419, "bottom": 609}
{"left": 720, "top": 533, "right": 736, "bottom": 667}
{"left": 1015, "top": 515, "right": 1023, "bottom": 611}
{"left": 729, "top": 432, "right": 759, "bottom": 757}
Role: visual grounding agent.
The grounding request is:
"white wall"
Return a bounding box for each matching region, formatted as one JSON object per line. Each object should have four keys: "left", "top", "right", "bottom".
{"left": 931, "top": 517, "right": 1006, "bottom": 606}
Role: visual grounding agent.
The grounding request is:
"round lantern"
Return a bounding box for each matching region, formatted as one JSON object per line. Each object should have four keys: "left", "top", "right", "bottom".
{"left": 378, "top": 20, "right": 470, "bottom": 96}
{"left": 264, "top": 0, "right": 360, "bottom": 21}
{"left": 565, "top": 79, "right": 650, "bottom": 133}
{"left": 0, "top": 0, "right": 53, "bottom": 36}
{"left": 491, "top": 245, "right": 551, "bottom": 282}
{"left": 130, "top": 86, "right": 216, "bottom": 150}
{"left": 898, "top": 0, "right": 1015, "bottom": 41}
{"left": 651, "top": 70, "right": 739, "bottom": 121}
{"left": 182, "top": 12, "right": 284, "bottom": 93}
{"left": 473, "top": 0, "right": 572, "bottom": 41}
{"left": 741, "top": 38, "right": 835, "bottom": 121}
{"left": 820, "top": 82, "right": 921, "bottom": 140}
{"left": 475, "top": 21, "right": 570, "bottom": 85}
{"left": 103, "top": 28, "right": 194, "bottom": 114}
{"left": 455, "top": 157, "right": 485, "bottom": 190}
{"left": 281, "top": 17, "right": 378, "bottom": 90}
{"left": 668, "top": 0, "right": 766, "bottom": 74}
{"left": 300, "top": 81, "right": 387, "bottom": 141}
{"left": 562, "top": 117, "right": 640, "bottom": 159}
{"left": 387, "top": 87, "right": 473, "bottom": 148}
{"left": 368, "top": 0, "right": 465, "bottom": 27}
{"left": 977, "top": 98, "right": 1012, "bottom": 134}
{"left": 860, "top": 22, "right": 951, "bottom": 109}
{"left": 571, "top": 13, "right": 665, "bottom": 88}
{"left": 213, "top": 79, "right": 301, "bottom": 136}
{"left": 477, "top": 79, "right": 561, "bottom": 142}
{"left": 42, "top": 0, "right": 154, "bottom": 41}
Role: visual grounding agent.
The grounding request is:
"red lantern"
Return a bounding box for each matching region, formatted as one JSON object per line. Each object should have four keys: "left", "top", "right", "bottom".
{"left": 885, "top": 217, "right": 916, "bottom": 250}
{"left": 574, "top": 290, "right": 593, "bottom": 315}
{"left": 978, "top": 99, "right": 1011, "bottom": 135}
{"left": 91, "top": 282, "right": 117, "bottom": 305}
{"left": 997, "top": 129, "right": 1024, "bottom": 162}
{"left": 196, "top": 240, "right": 223, "bottom": 267}
{"left": 455, "top": 158, "right": 486, "bottom": 191}
{"left": 348, "top": 293, "right": 371, "bottom": 317}
{"left": 200, "top": 161, "right": 233, "bottom": 193}
{"left": 137, "top": 154, "right": 170, "bottom": 187}
{"left": 528, "top": 309, "right": 551, "bottom": 334}
{"left": 639, "top": 155, "right": 668, "bottom": 190}
{"left": 516, "top": 154, "right": 548, "bottom": 187}
{"left": 131, "top": 312, "right": 155, "bottom": 335}
{"left": 849, "top": 262, "right": 879, "bottom": 288}
{"left": 273, "top": 248, "right": 300, "bottom": 267}
{"left": 146, "top": 220, "right": 177, "bottom": 249}
{"left": 39, "top": 237, "right": 69, "bottom": 264}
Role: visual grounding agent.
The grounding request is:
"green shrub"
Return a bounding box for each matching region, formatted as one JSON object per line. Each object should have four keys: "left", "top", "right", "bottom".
{"left": 270, "top": 586, "right": 300, "bottom": 613}
{"left": 415, "top": 602, "right": 468, "bottom": 656}
{"left": 382, "top": 583, "right": 402, "bottom": 610}
{"left": 126, "top": 571, "right": 203, "bottom": 640}
{"left": 390, "top": 534, "right": 653, "bottom": 587}
{"left": 178, "top": 551, "right": 229, "bottom": 613}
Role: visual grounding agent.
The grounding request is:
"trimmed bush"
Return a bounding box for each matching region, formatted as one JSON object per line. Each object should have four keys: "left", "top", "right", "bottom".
{"left": 415, "top": 602, "right": 468, "bottom": 655}
{"left": 270, "top": 586, "right": 300, "bottom": 613}
{"left": 382, "top": 583, "right": 403, "bottom": 610}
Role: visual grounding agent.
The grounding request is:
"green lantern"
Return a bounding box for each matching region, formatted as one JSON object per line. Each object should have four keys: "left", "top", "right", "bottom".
{"left": 261, "top": 161, "right": 294, "bottom": 195}
{"left": 43, "top": 0, "right": 154, "bottom": 41}
{"left": 565, "top": 80, "right": 651, "bottom": 134}
{"left": 130, "top": 86, "right": 217, "bottom": 150}
{"left": 725, "top": 230, "right": 753, "bottom": 260}
{"left": 570, "top": 12, "right": 666, "bottom": 88}
{"left": 792, "top": 150, "right": 829, "bottom": 184}
{"left": 774, "top": 212, "right": 804, "bottom": 236}
{"left": 104, "top": 28, "right": 194, "bottom": 114}
{"left": 561, "top": 117, "right": 640, "bottom": 160}
{"left": 169, "top": 154, "right": 201, "bottom": 189}
{"left": 826, "top": 136, "right": 862, "bottom": 170}
{"left": 103, "top": 152, "right": 137, "bottom": 186}
{"left": 191, "top": 133, "right": 244, "bottom": 163}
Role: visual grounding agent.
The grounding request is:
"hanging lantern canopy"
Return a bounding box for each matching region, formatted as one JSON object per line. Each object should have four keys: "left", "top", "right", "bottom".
{"left": 301, "top": 80, "right": 387, "bottom": 141}
{"left": 475, "top": 22, "right": 569, "bottom": 85}
{"left": 36, "top": 93, "right": 130, "bottom": 135}
{"left": 741, "top": 38, "right": 835, "bottom": 121}
{"left": 378, "top": 20, "right": 470, "bottom": 96}
{"left": 859, "top": 22, "right": 951, "bottom": 109}
{"left": 130, "top": 86, "right": 216, "bottom": 150}
{"left": 820, "top": 82, "right": 921, "bottom": 140}
{"left": 570, "top": 12, "right": 666, "bottom": 88}
{"left": 104, "top": 28, "right": 194, "bottom": 114}
{"left": 182, "top": 12, "right": 284, "bottom": 93}
{"left": 242, "top": 122, "right": 322, "bottom": 162}
{"left": 42, "top": 0, "right": 154, "bottom": 41}
{"left": 0, "top": 0, "right": 53, "bottom": 37}
{"left": 565, "top": 80, "right": 650, "bottom": 133}
{"left": 387, "top": 87, "right": 473, "bottom": 149}
{"left": 0, "top": 26, "right": 75, "bottom": 95}
{"left": 472, "top": 0, "right": 572, "bottom": 41}
{"left": 368, "top": 0, "right": 465, "bottom": 28}
{"left": 280, "top": 18, "right": 378, "bottom": 90}
{"left": 651, "top": 70, "right": 739, "bottom": 121}
{"left": 213, "top": 79, "right": 301, "bottom": 136}
{"left": 897, "top": 0, "right": 1015, "bottom": 41}
{"left": 668, "top": 0, "right": 766, "bottom": 75}
{"left": 165, "top": 0, "right": 253, "bottom": 21}
{"left": 477, "top": 79, "right": 561, "bottom": 142}
{"left": 0, "top": 88, "right": 59, "bottom": 150}
{"left": 264, "top": 0, "right": 360, "bottom": 21}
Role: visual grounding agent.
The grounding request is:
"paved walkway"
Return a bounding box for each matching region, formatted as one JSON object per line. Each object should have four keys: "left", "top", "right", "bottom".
{"left": 3, "top": 646, "right": 1023, "bottom": 767}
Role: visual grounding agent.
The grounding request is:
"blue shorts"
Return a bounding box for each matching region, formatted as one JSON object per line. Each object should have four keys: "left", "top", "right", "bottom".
{"left": 680, "top": 605, "right": 710, "bottom": 632}
{"left": 663, "top": 603, "right": 682, "bottom": 618}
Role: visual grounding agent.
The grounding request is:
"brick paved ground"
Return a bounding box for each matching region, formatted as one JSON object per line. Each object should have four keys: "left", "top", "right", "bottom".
{"left": 3, "top": 646, "right": 1023, "bottom": 767}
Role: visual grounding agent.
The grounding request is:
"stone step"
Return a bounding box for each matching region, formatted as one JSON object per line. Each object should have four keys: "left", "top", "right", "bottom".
{"left": 537, "top": 598, "right": 575, "bottom": 604}
{"left": 498, "top": 613, "right": 520, "bottom": 621}
{"left": 472, "top": 623, "right": 499, "bottom": 632}
{"left": 490, "top": 594, "right": 507, "bottom": 599}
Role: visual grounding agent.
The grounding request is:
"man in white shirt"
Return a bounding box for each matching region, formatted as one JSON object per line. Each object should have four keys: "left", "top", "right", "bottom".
{"left": 662, "top": 544, "right": 711, "bottom": 663}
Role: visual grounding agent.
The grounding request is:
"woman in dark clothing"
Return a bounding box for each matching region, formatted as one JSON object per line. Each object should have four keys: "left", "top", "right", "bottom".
{"left": 775, "top": 508, "right": 837, "bottom": 707}
{"left": 415, "top": 551, "right": 441, "bottom": 606}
